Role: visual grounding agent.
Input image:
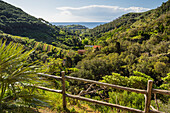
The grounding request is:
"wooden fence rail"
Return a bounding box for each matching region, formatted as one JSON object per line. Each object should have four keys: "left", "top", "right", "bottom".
{"left": 65, "top": 75, "right": 147, "bottom": 94}
{"left": 36, "top": 72, "right": 170, "bottom": 113}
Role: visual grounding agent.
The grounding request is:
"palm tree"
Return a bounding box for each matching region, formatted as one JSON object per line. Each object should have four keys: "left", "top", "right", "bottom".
{"left": 0, "top": 40, "right": 43, "bottom": 110}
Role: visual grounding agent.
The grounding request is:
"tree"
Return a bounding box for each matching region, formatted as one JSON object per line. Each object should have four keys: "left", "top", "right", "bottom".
{"left": 0, "top": 40, "right": 43, "bottom": 110}
{"left": 128, "top": 43, "right": 141, "bottom": 56}
{"left": 101, "top": 71, "right": 153, "bottom": 89}
{"left": 154, "top": 62, "right": 166, "bottom": 73}
{"left": 82, "top": 38, "right": 89, "bottom": 45}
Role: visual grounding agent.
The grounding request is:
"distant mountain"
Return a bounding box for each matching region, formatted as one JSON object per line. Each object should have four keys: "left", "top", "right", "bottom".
{"left": 52, "top": 22, "right": 106, "bottom": 29}
{"left": 57, "top": 24, "right": 88, "bottom": 30}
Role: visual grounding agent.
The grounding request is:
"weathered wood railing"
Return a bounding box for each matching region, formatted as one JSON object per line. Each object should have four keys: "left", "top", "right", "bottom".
{"left": 36, "top": 72, "right": 170, "bottom": 113}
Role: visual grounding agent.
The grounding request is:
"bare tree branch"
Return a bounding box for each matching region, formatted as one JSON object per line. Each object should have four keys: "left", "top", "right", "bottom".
{"left": 154, "top": 93, "right": 159, "bottom": 111}
{"left": 78, "top": 83, "right": 94, "bottom": 96}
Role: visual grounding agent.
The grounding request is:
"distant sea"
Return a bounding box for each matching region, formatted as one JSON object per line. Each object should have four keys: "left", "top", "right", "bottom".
{"left": 51, "top": 22, "right": 107, "bottom": 29}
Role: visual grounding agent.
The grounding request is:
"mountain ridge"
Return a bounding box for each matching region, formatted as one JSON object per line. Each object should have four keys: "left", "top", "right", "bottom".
{"left": 83, "top": 0, "right": 170, "bottom": 40}
{"left": 0, "top": 0, "right": 82, "bottom": 49}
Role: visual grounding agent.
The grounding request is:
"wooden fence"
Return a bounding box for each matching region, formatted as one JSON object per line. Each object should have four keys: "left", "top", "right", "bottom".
{"left": 35, "top": 71, "right": 170, "bottom": 113}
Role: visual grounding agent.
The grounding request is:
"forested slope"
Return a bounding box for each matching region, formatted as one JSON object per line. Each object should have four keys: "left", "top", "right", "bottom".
{"left": 68, "top": 2, "right": 170, "bottom": 112}
{"left": 71, "top": 0, "right": 170, "bottom": 96}
{"left": 0, "top": 0, "right": 82, "bottom": 48}
{"left": 82, "top": 0, "right": 170, "bottom": 41}
{"left": 0, "top": 0, "right": 58, "bottom": 43}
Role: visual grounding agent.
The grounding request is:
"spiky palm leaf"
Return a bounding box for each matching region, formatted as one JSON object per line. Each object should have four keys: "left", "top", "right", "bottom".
{"left": 0, "top": 40, "right": 46, "bottom": 109}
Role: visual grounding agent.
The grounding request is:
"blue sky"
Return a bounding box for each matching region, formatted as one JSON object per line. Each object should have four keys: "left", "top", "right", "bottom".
{"left": 3, "top": 0, "right": 168, "bottom": 22}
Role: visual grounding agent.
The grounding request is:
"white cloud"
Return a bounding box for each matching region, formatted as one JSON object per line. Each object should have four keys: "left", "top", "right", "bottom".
{"left": 54, "top": 5, "right": 150, "bottom": 22}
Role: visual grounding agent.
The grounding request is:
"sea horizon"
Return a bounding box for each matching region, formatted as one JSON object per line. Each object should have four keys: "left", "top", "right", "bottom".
{"left": 51, "top": 22, "right": 108, "bottom": 29}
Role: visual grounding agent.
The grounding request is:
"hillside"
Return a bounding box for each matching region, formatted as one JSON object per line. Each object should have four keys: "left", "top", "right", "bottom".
{"left": 0, "top": 0, "right": 57, "bottom": 43}
{"left": 75, "top": 0, "right": 170, "bottom": 76}
{"left": 0, "top": 0, "right": 82, "bottom": 49}
{"left": 70, "top": 0, "right": 170, "bottom": 103}
{"left": 82, "top": 0, "right": 170, "bottom": 42}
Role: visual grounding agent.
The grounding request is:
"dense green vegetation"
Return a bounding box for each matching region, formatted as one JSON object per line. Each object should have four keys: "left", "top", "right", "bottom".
{"left": 0, "top": 0, "right": 169, "bottom": 112}
{"left": 68, "top": 1, "right": 170, "bottom": 112}
{"left": 72, "top": 0, "right": 170, "bottom": 82}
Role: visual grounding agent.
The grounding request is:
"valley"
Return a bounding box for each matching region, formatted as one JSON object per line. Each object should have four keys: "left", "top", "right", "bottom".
{"left": 0, "top": 0, "right": 169, "bottom": 112}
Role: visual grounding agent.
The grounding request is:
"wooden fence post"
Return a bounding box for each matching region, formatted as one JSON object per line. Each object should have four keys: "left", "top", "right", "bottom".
{"left": 61, "top": 71, "right": 66, "bottom": 109}
{"left": 144, "top": 80, "right": 153, "bottom": 113}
